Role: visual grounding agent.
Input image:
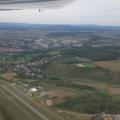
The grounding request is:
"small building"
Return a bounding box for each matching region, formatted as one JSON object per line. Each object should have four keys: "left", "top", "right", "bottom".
{"left": 29, "top": 88, "right": 38, "bottom": 93}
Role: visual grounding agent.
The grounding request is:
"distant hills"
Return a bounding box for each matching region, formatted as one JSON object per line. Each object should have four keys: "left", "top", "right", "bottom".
{"left": 0, "top": 23, "right": 120, "bottom": 30}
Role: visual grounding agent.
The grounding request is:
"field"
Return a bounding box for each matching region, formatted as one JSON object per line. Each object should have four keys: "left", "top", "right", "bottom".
{"left": 108, "top": 87, "right": 120, "bottom": 95}
{"left": 0, "top": 109, "right": 4, "bottom": 120}
{"left": 44, "top": 62, "right": 114, "bottom": 84}
{"left": 46, "top": 89, "right": 76, "bottom": 105}
{"left": 48, "top": 51, "right": 61, "bottom": 56}
{"left": 1, "top": 72, "right": 17, "bottom": 81}
{"left": 95, "top": 60, "right": 120, "bottom": 72}
{"left": 41, "top": 61, "right": 120, "bottom": 114}
{"left": 58, "top": 110, "right": 93, "bottom": 120}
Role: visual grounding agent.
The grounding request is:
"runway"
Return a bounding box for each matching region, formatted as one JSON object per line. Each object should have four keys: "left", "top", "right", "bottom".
{"left": 0, "top": 80, "right": 65, "bottom": 120}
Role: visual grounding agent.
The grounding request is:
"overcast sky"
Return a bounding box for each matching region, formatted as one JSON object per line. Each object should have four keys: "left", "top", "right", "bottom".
{"left": 0, "top": 0, "right": 120, "bottom": 25}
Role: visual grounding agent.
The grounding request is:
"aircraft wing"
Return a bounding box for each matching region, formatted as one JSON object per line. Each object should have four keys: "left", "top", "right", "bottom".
{"left": 0, "top": 0, "right": 73, "bottom": 11}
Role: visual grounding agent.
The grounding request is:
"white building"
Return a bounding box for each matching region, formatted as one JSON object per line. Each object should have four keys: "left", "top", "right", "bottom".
{"left": 29, "top": 88, "right": 38, "bottom": 93}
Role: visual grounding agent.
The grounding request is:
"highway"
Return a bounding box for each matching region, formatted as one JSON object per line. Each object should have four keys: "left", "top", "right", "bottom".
{"left": 0, "top": 80, "right": 65, "bottom": 120}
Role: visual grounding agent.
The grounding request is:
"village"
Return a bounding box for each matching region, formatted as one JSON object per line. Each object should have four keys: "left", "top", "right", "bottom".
{"left": 94, "top": 113, "right": 120, "bottom": 120}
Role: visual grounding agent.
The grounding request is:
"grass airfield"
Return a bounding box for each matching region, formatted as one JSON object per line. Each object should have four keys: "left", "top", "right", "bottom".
{"left": 0, "top": 80, "right": 65, "bottom": 120}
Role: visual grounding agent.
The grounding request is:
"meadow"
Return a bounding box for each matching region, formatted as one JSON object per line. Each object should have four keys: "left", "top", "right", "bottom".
{"left": 42, "top": 61, "right": 120, "bottom": 114}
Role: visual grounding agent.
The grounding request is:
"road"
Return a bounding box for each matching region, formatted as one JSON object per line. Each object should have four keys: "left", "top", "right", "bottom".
{"left": 0, "top": 80, "right": 65, "bottom": 120}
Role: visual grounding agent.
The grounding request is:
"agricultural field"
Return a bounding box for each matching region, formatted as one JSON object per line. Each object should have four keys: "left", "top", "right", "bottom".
{"left": 95, "top": 60, "right": 120, "bottom": 72}
{"left": 46, "top": 89, "right": 76, "bottom": 105}
{"left": 58, "top": 111, "right": 93, "bottom": 120}
{"left": 48, "top": 51, "right": 61, "bottom": 56}
{"left": 41, "top": 61, "right": 120, "bottom": 114}
{"left": 43, "top": 62, "right": 114, "bottom": 84}
{"left": 1, "top": 72, "right": 17, "bottom": 81}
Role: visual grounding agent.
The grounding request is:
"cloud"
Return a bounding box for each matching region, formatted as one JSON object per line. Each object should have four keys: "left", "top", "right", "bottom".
{"left": 0, "top": 0, "right": 120, "bottom": 25}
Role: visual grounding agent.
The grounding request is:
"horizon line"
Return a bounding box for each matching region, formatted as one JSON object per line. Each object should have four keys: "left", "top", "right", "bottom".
{"left": 0, "top": 22, "right": 120, "bottom": 27}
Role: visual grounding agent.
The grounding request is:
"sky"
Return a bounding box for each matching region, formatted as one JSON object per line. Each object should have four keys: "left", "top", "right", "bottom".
{"left": 0, "top": 0, "right": 120, "bottom": 25}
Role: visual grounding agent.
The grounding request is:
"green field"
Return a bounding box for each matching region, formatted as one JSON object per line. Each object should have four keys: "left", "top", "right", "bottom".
{"left": 83, "top": 63, "right": 95, "bottom": 68}
{"left": 48, "top": 51, "right": 61, "bottom": 56}
{"left": 41, "top": 61, "right": 120, "bottom": 114}
{"left": 43, "top": 62, "right": 114, "bottom": 84}
{"left": 60, "top": 111, "right": 93, "bottom": 120}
